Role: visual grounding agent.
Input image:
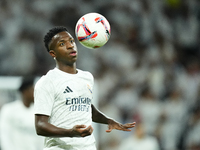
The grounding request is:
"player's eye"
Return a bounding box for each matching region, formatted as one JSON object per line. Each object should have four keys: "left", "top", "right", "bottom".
{"left": 70, "top": 39, "right": 75, "bottom": 43}
{"left": 60, "top": 42, "right": 65, "bottom": 46}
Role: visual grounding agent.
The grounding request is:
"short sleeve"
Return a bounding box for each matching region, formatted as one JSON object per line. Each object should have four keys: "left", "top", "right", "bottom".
{"left": 34, "top": 76, "right": 55, "bottom": 116}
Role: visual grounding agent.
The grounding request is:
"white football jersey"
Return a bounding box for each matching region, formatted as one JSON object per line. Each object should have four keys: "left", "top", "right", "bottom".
{"left": 0, "top": 100, "right": 44, "bottom": 150}
{"left": 34, "top": 68, "right": 96, "bottom": 149}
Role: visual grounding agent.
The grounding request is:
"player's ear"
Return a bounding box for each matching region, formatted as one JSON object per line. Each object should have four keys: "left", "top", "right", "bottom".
{"left": 49, "top": 50, "right": 56, "bottom": 58}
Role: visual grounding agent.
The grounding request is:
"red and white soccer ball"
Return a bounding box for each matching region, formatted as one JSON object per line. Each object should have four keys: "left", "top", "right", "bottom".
{"left": 75, "top": 12, "right": 111, "bottom": 49}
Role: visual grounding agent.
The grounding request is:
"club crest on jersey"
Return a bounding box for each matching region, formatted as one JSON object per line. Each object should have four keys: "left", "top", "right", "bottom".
{"left": 87, "top": 84, "right": 92, "bottom": 94}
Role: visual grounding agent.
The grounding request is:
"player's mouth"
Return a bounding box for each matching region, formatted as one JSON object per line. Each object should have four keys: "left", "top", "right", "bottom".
{"left": 70, "top": 51, "right": 77, "bottom": 56}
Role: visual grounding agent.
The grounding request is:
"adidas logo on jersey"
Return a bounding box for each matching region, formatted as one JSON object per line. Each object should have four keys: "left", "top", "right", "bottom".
{"left": 63, "top": 86, "right": 73, "bottom": 93}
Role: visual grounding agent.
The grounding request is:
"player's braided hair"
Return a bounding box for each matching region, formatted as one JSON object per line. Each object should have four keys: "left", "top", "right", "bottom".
{"left": 44, "top": 26, "right": 68, "bottom": 52}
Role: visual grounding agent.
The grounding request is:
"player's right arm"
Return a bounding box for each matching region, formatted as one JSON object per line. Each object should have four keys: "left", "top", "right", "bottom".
{"left": 35, "top": 114, "right": 93, "bottom": 137}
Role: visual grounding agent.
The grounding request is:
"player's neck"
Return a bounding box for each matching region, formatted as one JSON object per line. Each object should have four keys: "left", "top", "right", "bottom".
{"left": 22, "top": 99, "right": 32, "bottom": 108}
{"left": 57, "top": 64, "right": 77, "bottom": 74}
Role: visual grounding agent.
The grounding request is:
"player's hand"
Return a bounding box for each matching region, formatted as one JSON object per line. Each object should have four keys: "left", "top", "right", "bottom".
{"left": 72, "top": 125, "right": 93, "bottom": 137}
{"left": 106, "top": 120, "right": 136, "bottom": 133}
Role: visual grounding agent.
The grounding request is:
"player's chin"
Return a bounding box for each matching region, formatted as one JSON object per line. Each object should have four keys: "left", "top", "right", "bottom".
{"left": 63, "top": 57, "right": 77, "bottom": 65}
{"left": 69, "top": 57, "right": 78, "bottom": 64}
{"left": 72, "top": 56, "right": 78, "bottom": 62}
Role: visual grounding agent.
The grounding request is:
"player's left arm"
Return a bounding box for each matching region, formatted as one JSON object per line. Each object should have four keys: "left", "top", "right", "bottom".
{"left": 91, "top": 104, "right": 136, "bottom": 132}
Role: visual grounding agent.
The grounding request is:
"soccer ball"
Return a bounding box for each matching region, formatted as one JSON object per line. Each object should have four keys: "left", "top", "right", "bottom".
{"left": 75, "top": 12, "right": 111, "bottom": 49}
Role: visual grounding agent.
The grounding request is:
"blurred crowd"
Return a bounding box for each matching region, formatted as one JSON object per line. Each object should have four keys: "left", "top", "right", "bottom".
{"left": 0, "top": 0, "right": 200, "bottom": 150}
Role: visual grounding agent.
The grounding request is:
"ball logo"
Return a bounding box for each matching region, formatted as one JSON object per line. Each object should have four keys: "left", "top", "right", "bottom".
{"left": 76, "top": 20, "right": 98, "bottom": 42}
{"left": 95, "top": 17, "right": 110, "bottom": 39}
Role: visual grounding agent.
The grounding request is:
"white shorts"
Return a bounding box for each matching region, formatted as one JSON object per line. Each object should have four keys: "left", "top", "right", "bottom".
{"left": 43, "top": 143, "right": 97, "bottom": 150}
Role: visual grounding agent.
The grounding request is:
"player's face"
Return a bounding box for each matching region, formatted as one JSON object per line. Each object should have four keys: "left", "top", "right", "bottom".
{"left": 49, "top": 31, "right": 78, "bottom": 65}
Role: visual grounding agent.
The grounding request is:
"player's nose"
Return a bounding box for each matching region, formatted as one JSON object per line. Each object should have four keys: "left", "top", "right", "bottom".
{"left": 66, "top": 40, "right": 74, "bottom": 48}
{"left": 67, "top": 43, "right": 74, "bottom": 49}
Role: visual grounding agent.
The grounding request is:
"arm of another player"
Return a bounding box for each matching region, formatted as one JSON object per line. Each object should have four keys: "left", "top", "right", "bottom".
{"left": 35, "top": 114, "right": 93, "bottom": 137}
{"left": 91, "top": 104, "right": 136, "bottom": 132}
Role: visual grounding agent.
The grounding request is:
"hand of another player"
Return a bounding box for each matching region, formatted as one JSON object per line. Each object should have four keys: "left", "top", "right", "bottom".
{"left": 72, "top": 125, "right": 93, "bottom": 137}
{"left": 106, "top": 120, "right": 136, "bottom": 133}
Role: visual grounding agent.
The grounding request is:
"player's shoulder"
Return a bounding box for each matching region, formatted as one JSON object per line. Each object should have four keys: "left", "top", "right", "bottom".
{"left": 77, "top": 69, "right": 93, "bottom": 78}
{"left": 2, "top": 100, "right": 21, "bottom": 107}
{"left": 1, "top": 100, "right": 21, "bottom": 113}
{"left": 37, "top": 68, "right": 58, "bottom": 81}
{"left": 35, "top": 70, "right": 55, "bottom": 88}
